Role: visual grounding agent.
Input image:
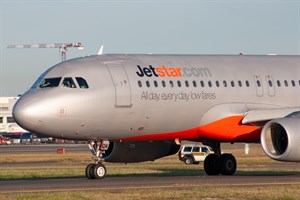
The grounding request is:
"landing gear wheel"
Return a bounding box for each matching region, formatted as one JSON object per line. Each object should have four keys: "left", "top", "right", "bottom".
{"left": 219, "top": 154, "right": 237, "bottom": 175}
{"left": 86, "top": 140, "right": 109, "bottom": 179}
{"left": 183, "top": 157, "right": 194, "bottom": 165}
{"left": 204, "top": 154, "right": 220, "bottom": 175}
{"left": 93, "top": 163, "right": 107, "bottom": 179}
{"left": 85, "top": 163, "right": 95, "bottom": 179}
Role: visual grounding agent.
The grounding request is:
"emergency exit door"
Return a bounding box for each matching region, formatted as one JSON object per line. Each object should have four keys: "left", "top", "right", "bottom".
{"left": 254, "top": 76, "right": 263, "bottom": 97}
{"left": 106, "top": 64, "right": 132, "bottom": 107}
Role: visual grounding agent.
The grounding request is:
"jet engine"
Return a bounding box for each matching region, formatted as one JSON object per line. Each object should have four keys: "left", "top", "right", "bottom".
{"left": 101, "top": 140, "right": 180, "bottom": 163}
{"left": 261, "top": 118, "right": 300, "bottom": 161}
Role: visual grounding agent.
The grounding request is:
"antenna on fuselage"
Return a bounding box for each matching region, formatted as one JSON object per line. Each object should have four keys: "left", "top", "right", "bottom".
{"left": 7, "top": 42, "right": 84, "bottom": 62}
{"left": 98, "top": 45, "right": 104, "bottom": 55}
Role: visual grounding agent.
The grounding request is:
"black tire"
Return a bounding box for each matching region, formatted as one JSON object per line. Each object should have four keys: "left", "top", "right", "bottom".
{"left": 93, "top": 163, "right": 107, "bottom": 179}
{"left": 219, "top": 154, "right": 237, "bottom": 175}
{"left": 204, "top": 154, "right": 220, "bottom": 175}
{"left": 85, "top": 163, "right": 95, "bottom": 179}
{"left": 183, "top": 156, "right": 194, "bottom": 165}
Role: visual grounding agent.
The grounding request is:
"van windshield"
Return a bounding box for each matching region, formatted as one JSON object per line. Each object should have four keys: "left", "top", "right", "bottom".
{"left": 39, "top": 77, "right": 62, "bottom": 88}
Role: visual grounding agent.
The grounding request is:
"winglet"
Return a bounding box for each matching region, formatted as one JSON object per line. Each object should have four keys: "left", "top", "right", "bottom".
{"left": 98, "top": 45, "right": 104, "bottom": 55}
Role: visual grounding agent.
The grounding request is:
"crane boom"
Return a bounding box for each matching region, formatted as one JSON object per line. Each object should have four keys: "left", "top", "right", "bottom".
{"left": 7, "top": 42, "right": 84, "bottom": 62}
{"left": 7, "top": 42, "right": 84, "bottom": 49}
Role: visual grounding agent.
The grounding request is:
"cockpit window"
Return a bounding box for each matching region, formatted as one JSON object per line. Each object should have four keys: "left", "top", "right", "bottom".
{"left": 31, "top": 69, "right": 51, "bottom": 89}
{"left": 76, "top": 77, "right": 89, "bottom": 89}
{"left": 32, "top": 76, "right": 44, "bottom": 89}
{"left": 39, "top": 77, "right": 62, "bottom": 88}
{"left": 62, "top": 77, "right": 76, "bottom": 88}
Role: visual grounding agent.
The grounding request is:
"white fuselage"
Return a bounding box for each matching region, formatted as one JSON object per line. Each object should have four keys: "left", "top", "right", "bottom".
{"left": 13, "top": 55, "right": 300, "bottom": 143}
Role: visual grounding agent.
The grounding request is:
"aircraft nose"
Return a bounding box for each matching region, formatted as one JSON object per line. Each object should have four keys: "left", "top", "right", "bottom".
{"left": 13, "top": 95, "right": 44, "bottom": 133}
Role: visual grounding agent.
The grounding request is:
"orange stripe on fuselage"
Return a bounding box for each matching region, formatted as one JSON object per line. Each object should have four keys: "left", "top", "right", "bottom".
{"left": 197, "top": 116, "right": 261, "bottom": 142}
{"left": 122, "top": 116, "right": 261, "bottom": 143}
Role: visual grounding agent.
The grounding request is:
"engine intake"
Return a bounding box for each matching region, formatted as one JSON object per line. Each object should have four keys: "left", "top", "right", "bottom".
{"left": 102, "top": 140, "right": 180, "bottom": 163}
{"left": 261, "top": 118, "right": 300, "bottom": 161}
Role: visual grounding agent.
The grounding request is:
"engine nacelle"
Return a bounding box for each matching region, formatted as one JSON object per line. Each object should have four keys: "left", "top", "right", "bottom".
{"left": 102, "top": 140, "right": 180, "bottom": 163}
{"left": 261, "top": 118, "right": 300, "bottom": 161}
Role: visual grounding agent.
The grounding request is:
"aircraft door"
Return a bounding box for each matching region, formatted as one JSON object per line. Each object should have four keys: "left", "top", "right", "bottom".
{"left": 265, "top": 75, "right": 275, "bottom": 97}
{"left": 106, "top": 64, "right": 132, "bottom": 107}
{"left": 254, "top": 76, "right": 263, "bottom": 97}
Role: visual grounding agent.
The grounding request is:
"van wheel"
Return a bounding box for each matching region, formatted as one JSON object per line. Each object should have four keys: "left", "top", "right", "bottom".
{"left": 183, "top": 157, "right": 194, "bottom": 165}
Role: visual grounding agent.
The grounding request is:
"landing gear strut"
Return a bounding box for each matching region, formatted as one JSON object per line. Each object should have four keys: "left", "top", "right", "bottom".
{"left": 203, "top": 143, "right": 237, "bottom": 175}
{"left": 85, "top": 140, "right": 107, "bottom": 179}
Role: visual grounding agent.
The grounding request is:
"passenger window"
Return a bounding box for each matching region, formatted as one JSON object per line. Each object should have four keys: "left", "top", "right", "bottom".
{"left": 138, "top": 80, "right": 142, "bottom": 88}
{"left": 223, "top": 80, "right": 227, "bottom": 87}
{"left": 291, "top": 80, "right": 296, "bottom": 87}
{"left": 277, "top": 80, "right": 281, "bottom": 87}
{"left": 154, "top": 80, "right": 158, "bottom": 87}
{"left": 238, "top": 80, "right": 242, "bottom": 87}
{"left": 169, "top": 80, "right": 174, "bottom": 87}
{"left": 146, "top": 81, "right": 150, "bottom": 87}
{"left": 201, "top": 147, "right": 209, "bottom": 152}
{"left": 192, "top": 81, "right": 197, "bottom": 87}
{"left": 162, "top": 80, "right": 166, "bottom": 87}
{"left": 256, "top": 80, "right": 261, "bottom": 87}
{"left": 192, "top": 147, "right": 200, "bottom": 152}
{"left": 200, "top": 81, "right": 205, "bottom": 87}
{"left": 40, "top": 77, "right": 62, "bottom": 88}
{"left": 76, "top": 77, "right": 89, "bottom": 89}
{"left": 0, "top": 117, "right": 3, "bottom": 123}
{"left": 216, "top": 81, "right": 220, "bottom": 87}
{"left": 62, "top": 77, "right": 76, "bottom": 88}
{"left": 177, "top": 81, "right": 181, "bottom": 87}
{"left": 245, "top": 80, "right": 250, "bottom": 87}
{"left": 231, "top": 81, "right": 235, "bottom": 87}
{"left": 208, "top": 81, "right": 212, "bottom": 87}
{"left": 183, "top": 147, "right": 192, "bottom": 152}
{"left": 284, "top": 80, "right": 288, "bottom": 87}
{"left": 185, "top": 80, "right": 189, "bottom": 87}
{"left": 268, "top": 80, "right": 273, "bottom": 87}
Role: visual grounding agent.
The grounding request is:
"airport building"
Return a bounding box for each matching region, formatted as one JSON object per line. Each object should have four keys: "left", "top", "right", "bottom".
{"left": 0, "top": 96, "right": 28, "bottom": 136}
{"left": 1, "top": 97, "right": 76, "bottom": 144}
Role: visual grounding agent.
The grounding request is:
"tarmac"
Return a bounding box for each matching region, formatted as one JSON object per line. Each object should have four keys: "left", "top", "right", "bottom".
{"left": 1, "top": 144, "right": 300, "bottom": 194}
{"left": 1, "top": 175, "right": 300, "bottom": 194}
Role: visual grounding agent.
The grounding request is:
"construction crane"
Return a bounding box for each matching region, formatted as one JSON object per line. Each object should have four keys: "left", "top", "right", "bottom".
{"left": 7, "top": 42, "right": 84, "bottom": 62}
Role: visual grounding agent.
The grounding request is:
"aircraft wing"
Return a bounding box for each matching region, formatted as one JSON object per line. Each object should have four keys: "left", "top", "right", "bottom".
{"left": 242, "top": 107, "right": 300, "bottom": 124}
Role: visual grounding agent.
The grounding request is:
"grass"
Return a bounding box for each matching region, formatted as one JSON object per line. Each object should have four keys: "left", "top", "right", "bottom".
{"left": 0, "top": 186, "right": 300, "bottom": 200}
{"left": 1, "top": 144, "right": 299, "bottom": 180}
{"left": 0, "top": 144, "right": 300, "bottom": 199}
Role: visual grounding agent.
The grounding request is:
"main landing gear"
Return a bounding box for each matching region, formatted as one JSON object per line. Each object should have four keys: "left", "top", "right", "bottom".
{"left": 203, "top": 143, "right": 237, "bottom": 175}
{"left": 85, "top": 140, "right": 107, "bottom": 179}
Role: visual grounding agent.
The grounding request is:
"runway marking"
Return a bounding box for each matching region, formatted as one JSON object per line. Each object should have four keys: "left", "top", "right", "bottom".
{"left": 1, "top": 181, "right": 300, "bottom": 194}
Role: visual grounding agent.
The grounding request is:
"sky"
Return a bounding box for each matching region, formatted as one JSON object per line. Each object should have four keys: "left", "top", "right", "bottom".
{"left": 0, "top": 0, "right": 299, "bottom": 96}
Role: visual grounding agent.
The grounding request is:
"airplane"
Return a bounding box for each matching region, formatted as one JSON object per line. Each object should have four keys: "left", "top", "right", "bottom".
{"left": 12, "top": 54, "right": 300, "bottom": 179}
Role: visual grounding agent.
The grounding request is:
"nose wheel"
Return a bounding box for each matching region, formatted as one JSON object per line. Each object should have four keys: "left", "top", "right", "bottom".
{"left": 85, "top": 163, "right": 107, "bottom": 179}
{"left": 86, "top": 140, "right": 108, "bottom": 179}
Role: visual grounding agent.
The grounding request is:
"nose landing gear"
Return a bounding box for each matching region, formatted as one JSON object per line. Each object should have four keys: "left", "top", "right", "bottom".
{"left": 85, "top": 140, "right": 108, "bottom": 179}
